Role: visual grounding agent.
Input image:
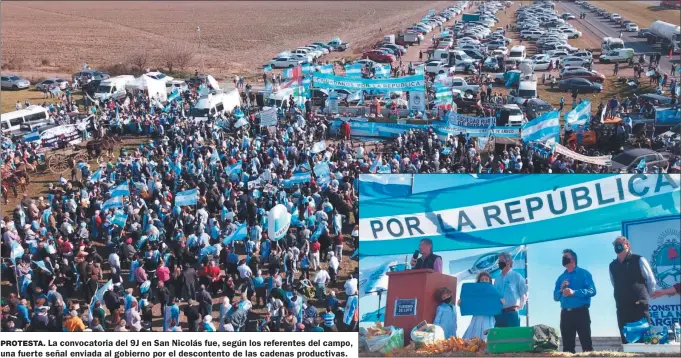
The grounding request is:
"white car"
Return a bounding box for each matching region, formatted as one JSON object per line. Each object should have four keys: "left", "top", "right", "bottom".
{"left": 560, "top": 66, "right": 589, "bottom": 76}
{"left": 547, "top": 49, "right": 570, "bottom": 60}
{"left": 145, "top": 71, "right": 174, "bottom": 83}
{"left": 572, "top": 51, "right": 593, "bottom": 62}
{"left": 457, "top": 37, "right": 481, "bottom": 45}
{"left": 291, "top": 48, "right": 316, "bottom": 61}
{"left": 493, "top": 47, "right": 508, "bottom": 56}
{"left": 290, "top": 53, "right": 312, "bottom": 63}
{"left": 610, "top": 13, "right": 621, "bottom": 22}
{"left": 35, "top": 78, "right": 69, "bottom": 90}
{"left": 354, "top": 59, "right": 376, "bottom": 67}
{"left": 626, "top": 23, "right": 639, "bottom": 32}
{"left": 561, "top": 28, "right": 582, "bottom": 39}
{"left": 561, "top": 56, "right": 591, "bottom": 68}
{"left": 298, "top": 47, "right": 323, "bottom": 59}
{"left": 268, "top": 55, "right": 303, "bottom": 68}
{"left": 424, "top": 60, "right": 454, "bottom": 74}
{"left": 165, "top": 80, "right": 188, "bottom": 94}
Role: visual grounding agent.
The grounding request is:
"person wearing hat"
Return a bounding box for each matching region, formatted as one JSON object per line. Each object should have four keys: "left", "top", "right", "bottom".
{"left": 201, "top": 315, "right": 216, "bottom": 332}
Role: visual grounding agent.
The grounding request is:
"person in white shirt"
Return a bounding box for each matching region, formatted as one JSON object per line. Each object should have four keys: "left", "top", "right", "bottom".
{"left": 267, "top": 296, "right": 284, "bottom": 331}
{"left": 314, "top": 267, "right": 330, "bottom": 299}
{"left": 237, "top": 260, "right": 252, "bottom": 280}
{"left": 328, "top": 252, "right": 340, "bottom": 284}
{"left": 125, "top": 301, "right": 142, "bottom": 331}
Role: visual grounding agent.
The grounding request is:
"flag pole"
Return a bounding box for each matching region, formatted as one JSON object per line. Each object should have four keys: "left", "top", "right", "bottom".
{"left": 525, "top": 245, "right": 529, "bottom": 327}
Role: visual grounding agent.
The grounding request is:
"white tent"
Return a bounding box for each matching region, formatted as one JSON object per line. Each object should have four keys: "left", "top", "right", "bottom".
{"left": 126, "top": 75, "right": 167, "bottom": 102}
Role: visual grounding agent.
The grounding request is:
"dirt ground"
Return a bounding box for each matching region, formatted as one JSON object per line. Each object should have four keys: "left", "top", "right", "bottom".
{"left": 1, "top": 1, "right": 455, "bottom": 79}
{"left": 588, "top": 1, "right": 681, "bottom": 27}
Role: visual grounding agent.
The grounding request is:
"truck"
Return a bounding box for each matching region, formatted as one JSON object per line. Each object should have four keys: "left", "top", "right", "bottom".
{"left": 449, "top": 77, "right": 480, "bottom": 94}
{"left": 647, "top": 20, "right": 681, "bottom": 53}
{"left": 383, "top": 35, "right": 395, "bottom": 44}
{"left": 462, "top": 13, "right": 480, "bottom": 23}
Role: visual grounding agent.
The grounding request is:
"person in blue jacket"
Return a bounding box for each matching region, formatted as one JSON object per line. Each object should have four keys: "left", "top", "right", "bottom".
{"left": 433, "top": 286, "right": 457, "bottom": 339}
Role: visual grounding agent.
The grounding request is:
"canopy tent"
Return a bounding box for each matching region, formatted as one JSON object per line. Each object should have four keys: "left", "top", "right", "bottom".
{"left": 126, "top": 75, "right": 167, "bottom": 102}
{"left": 358, "top": 174, "right": 681, "bottom": 256}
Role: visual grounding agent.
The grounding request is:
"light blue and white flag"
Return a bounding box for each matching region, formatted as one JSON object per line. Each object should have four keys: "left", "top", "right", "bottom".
{"left": 110, "top": 183, "right": 130, "bottom": 198}
{"left": 282, "top": 172, "right": 311, "bottom": 188}
{"left": 361, "top": 307, "right": 386, "bottom": 322}
{"left": 10, "top": 241, "right": 24, "bottom": 264}
{"left": 90, "top": 169, "right": 102, "bottom": 182}
{"left": 564, "top": 100, "right": 592, "bottom": 130}
{"left": 102, "top": 196, "right": 124, "bottom": 211}
{"left": 175, "top": 188, "right": 199, "bottom": 206}
{"left": 88, "top": 280, "right": 113, "bottom": 322}
{"left": 375, "top": 64, "right": 392, "bottom": 78}
{"left": 319, "top": 64, "right": 334, "bottom": 75}
{"left": 33, "top": 260, "right": 53, "bottom": 274}
{"left": 359, "top": 260, "right": 397, "bottom": 298}
{"left": 225, "top": 161, "right": 243, "bottom": 176}
{"left": 112, "top": 213, "right": 128, "bottom": 227}
{"left": 223, "top": 222, "right": 248, "bottom": 245}
{"left": 310, "top": 141, "right": 327, "bottom": 154}
{"left": 435, "top": 84, "right": 453, "bottom": 104}
{"left": 359, "top": 174, "right": 681, "bottom": 256}
{"left": 263, "top": 65, "right": 272, "bottom": 73}
{"left": 344, "top": 64, "right": 363, "bottom": 77}
{"left": 24, "top": 131, "right": 41, "bottom": 143}
{"left": 359, "top": 174, "right": 412, "bottom": 201}
{"left": 521, "top": 110, "right": 560, "bottom": 143}
{"left": 314, "top": 161, "right": 331, "bottom": 178}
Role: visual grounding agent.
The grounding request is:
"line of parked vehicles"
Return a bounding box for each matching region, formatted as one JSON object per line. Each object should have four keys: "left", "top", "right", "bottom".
{"left": 267, "top": 40, "right": 349, "bottom": 69}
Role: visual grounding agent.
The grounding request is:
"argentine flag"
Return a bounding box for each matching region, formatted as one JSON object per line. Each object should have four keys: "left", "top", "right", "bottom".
{"left": 564, "top": 100, "right": 592, "bottom": 130}
{"left": 10, "top": 241, "right": 24, "bottom": 264}
{"left": 359, "top": 174, "right": 412, "bottom": 201}
{"left": 521, "top": 110, "right": 561, "bottom": 144}
{"left": 320, "top": 64, "right": 334, "bottom": 74}
{"left": 223, "top": 222, "right": 248, "bottom": 245}
{"left": 175, "top": 188, "right": 199, "bottom": 206}
{"left": 111, "top": 183, "right": 130, "bottom": 198}
{"left": 102, "top": 196, "right": 124, "bottom": 211}
{"left": 88, "top": 280, "right": 113, "bottom": 322}
{"left": 225, "top": 161, "right": 243, "bottom": 176}
{"left": 310, "top": 141, "right": 327, "bottom": 154}
{"left": 90, "top": 169, "right": 102, "bottom": 182}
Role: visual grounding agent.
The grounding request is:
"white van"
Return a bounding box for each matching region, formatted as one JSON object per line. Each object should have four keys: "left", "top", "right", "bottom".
{"left": 599, "top": 48, "right": 635, "bottom": 63}
{"left": 1, "top": 105, "right": 50, "bottom": 133}
{"left": 190, "top": 88, "right": 242, "bottom": 122}
{"left": 508, "top": 45, "right": 527, "bottom": 62}
{"left": 94, "top": 75, "right": 135, "bottom": 101}
{"left": 511, "top": 73, "right": 538, "bottom": 105}
{"left": 266, "top": 87, "right": 306, "bottom": 109}
{"left": 601, "top": 37, "right": 625, "bottom": 53}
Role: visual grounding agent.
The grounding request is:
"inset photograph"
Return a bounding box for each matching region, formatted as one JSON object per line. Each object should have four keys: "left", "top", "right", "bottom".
{"left": 358, "top": 173, "right": 680, "bottom": 356}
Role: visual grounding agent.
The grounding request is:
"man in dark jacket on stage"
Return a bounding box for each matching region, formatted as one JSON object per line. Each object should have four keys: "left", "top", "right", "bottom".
{"left": 410, "top": 238, "right": 443, "bottom": 273}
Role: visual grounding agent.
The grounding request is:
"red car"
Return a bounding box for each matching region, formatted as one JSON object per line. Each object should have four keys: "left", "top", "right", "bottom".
{"left": 362, "top": 50, "right": 395, "bottom": 63}
{"left": 560, "top": 69, "right": 606, "bottom": 83}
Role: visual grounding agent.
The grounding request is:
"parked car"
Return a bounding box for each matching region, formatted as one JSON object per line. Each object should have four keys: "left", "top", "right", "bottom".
{"left": 72, "top": 70, "right": 109, "bottom": 82}
{"left": 561, "top": 56, "right": 591, "bottom": 68}
{"left": 558, "top": 78, "right": 603, "bottom": 93}
{"left": 35, "top": 78, "right": 69, "bottom": 91}
{"left": 1, "top": 75, "right": 30, "bottom": 90}
{"left": 268, "top": 56, "right": 304, "bottom": 68}
{"left": 560, "top": 69, "right": 606, "bottom": 83}
{"left": 144, "top": 71, "right": 174, "bottom": 83}
{"left": 610, "top": 148, "right": 670, "bottom": 172}
{"left": 626, "top": 23, "right": 639, "bottom": 32}
{"left": 362, "top": 50, "right": 395, "bottom": 63}
{"left": 166, "top": 80, "right": 188, "bottom": 94}
{"left": 637, "top": 28, "right": 652, "bottom": 38}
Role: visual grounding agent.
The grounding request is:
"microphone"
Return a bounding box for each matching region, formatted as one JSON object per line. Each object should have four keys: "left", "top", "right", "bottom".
{"left": 412, "top": 250, "right": 420, "bottom": 261}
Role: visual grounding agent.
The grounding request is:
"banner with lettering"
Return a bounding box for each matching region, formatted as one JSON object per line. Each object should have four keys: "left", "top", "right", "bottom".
{"left": 623, "top": 216, "right": 680, "bottom": 330}
{"left": 330, "top": 119, "right": 521, "bottom": 140}
{"left": 312, "top": 72, "right": 426, "bottom": 92}
{"left": 359, "top": 174, "right": 681, "bottom": 256}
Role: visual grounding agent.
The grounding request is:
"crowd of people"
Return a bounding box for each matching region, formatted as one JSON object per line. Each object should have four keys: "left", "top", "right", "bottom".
{"left": 0, "top": 79, "right": 360, "bottom": 332}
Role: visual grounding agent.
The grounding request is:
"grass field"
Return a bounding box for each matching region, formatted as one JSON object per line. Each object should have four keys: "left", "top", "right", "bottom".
{"left": 589, "top": 1, "right": 681, "bottom": 27}
{"left": 0, "top": 88, "right": 84, "bottom": 113}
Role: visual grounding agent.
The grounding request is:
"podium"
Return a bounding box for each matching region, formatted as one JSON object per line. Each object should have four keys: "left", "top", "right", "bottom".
{"left": 384, "top": 269, "right": 458, "bottom": 345}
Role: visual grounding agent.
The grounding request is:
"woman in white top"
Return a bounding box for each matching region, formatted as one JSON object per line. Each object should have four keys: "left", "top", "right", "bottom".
{"left": 125, "top": 301, "right": 142, "bottom": 332}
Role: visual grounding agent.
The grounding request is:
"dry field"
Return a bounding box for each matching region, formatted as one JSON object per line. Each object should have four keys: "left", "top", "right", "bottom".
{"left": 1, "top": 1, "right": 454, "bottom": 79}
{"left": 588, "top": 1, "right": 681, "bottom": 27}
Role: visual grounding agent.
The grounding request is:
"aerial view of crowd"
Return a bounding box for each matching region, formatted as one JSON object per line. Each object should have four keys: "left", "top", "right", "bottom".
{"left": 0, "top": 78, "right": 360, "bottom": 333}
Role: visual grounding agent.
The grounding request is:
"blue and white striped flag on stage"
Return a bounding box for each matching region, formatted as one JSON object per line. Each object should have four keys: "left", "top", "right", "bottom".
{"left": 564, "top": 100, "right": 592, "bottom": 131}
{"left": 222, "top": 222, "right": 248, "bottom": 245}
{"left": 90, "top": 169, "right": 102, "bottom": 182}
{"left": 521, "top": 110, "right": 561, "bottom": 144}
{"left": 319, "top": 64, "right": 334, "bottom": 74}
{"left": 344, "top": 63, "right": 363, "bottom": 77}
{"left": 369, "top": 155, "right": 382, "bottom": 173}
{"left": 88, "top": 280, "right": 112, "bottom": 323}
{"left": 301, "top": 64, "right": 312, "bottom": 74}
{"left": 435, "top": 84, "right": 453, "bottom": 104}
{"left": 102, "top": 196, "right": 124, "bottom": 211}
{"left": 175, "top": 188, "right": 199, "bottom": 206}
{"left": 111, "top": 183, "right": 130, "bottom": 198}
{"left": 225, "top": 161, "right": 243, "bottom": 176}
{"left": 10, "top": 241, "right": 24, "bottom": 264}
{"left": 375, "top": 64, "right": 391, "bottom": 78}
{"left": 359, "top": 260, "right": 397, "bottom": 298}
{"left": 282, "top": 68, "right": 293, "bottom": 79}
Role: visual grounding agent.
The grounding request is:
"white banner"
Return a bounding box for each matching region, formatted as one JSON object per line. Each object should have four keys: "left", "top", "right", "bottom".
{"left": 0, "top": 333, "right": 357, "bottom": 356}
{"left": 624, "top": 216, "right": 681, "bottom": 330}
{"left": 259, "top": 107, "right": 277, "bottom": 127}
{"left": 553, "top": 143, "right": 612, "bottom": 166}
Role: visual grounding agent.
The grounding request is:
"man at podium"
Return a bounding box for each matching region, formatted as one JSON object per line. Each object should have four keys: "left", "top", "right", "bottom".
{"left": 410, "top": 239, "right": 443, "bottom": 273}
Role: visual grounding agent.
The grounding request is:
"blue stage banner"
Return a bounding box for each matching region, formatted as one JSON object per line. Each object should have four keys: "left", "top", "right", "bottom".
{"left": 655, "top": 107, "right": 681, "bottom": 124}
{"left": 312, "top": 72, "right": 426, "bottom": 92}
{"left": 359, "top": 174, "right": 681, "bottom": 256}
{"left": 330, "top": 119, "right": 521, "bottom": 140}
